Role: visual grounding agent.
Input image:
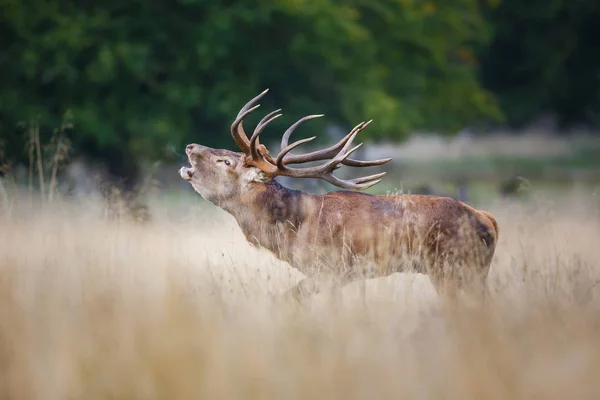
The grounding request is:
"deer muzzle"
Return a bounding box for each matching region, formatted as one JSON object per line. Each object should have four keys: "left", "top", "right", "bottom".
{"left": 179, "top": 166, "right": 194, "bottom": 181}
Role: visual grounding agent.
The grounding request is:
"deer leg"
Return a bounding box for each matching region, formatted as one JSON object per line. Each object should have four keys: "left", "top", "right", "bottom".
{"left": 282, "top": 277, "right": 323, "bottom": 303}
{"left": 462, "top": 265, "right": 492, "bottom": 305}
{"left": 428, "top": 264, "right": 490, "bottom": 306}
{"left": 283, "top": 274, "right": 353, "bottom": 305}
{"left": 428, "top": 274, "right": 454, "bottom": 301}
{"left": 328, "top": 267, "right": 372, "bottom": 308}
{"left": 358, "top": 279, "right": 368, "bottom": 309}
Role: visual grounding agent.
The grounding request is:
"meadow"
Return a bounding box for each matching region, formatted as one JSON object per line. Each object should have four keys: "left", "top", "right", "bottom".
{"left": 0, "top": 182, "right": 599, "bottom": 399}
{"left": 1, "top": 131, "right": 600, "bottom": 399}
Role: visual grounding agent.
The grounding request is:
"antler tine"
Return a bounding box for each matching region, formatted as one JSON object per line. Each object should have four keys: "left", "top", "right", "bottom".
{"left": 249, "top": 109, "right": 283, "bottom": 159}
{"left": 280, "top": 114, "right": 325, "bottom": 151}
{"left": 342, "top": 157, "right": 392, "bottom": 167}
{"left": 230, "top": 89, "right": 269, "bottom": 153}
{"left": 351, "top": 171, "right": 387, "bottom": 184}
{"left": 231, "top": 104, "right": 262, "bottom": 127}
{"left": 323, "top": 173, "right": 386, "bottom": 191}
{"left": 280, "top": 119, "right": 364, "bottom": 165}
{"left": 280, "top": 119, "right": 391, "bottom": 168}
{"left": 255, "top": 109, "right": 283, "bottom": 132}
{"left": 332, "top": 120, "right": 391, "bottom": 166}
{"left": 276, "top": 136, "right": 318, "bottom": 167}
{"left": 236, "top": 89, "right": 269, "bottom": 119}
{"left": 277, "top": 136, "right": 318, "bottom": 160}
{"left": 275, "top": 127, "right": 363, "bottom": 177}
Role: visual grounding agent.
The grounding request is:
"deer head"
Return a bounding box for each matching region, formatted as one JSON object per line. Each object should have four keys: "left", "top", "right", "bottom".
{"left": 179, "top": 89, "right": 391, "bottom": 204}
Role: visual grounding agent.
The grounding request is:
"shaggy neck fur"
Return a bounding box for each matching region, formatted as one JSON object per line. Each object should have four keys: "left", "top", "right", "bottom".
{"left": 213, "top": 179, "right": 310, "bottom": 262}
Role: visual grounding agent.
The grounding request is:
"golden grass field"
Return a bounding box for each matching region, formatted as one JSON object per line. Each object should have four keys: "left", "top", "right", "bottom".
{"left": 1, "top": 189, "right": 600, "bottom": 399}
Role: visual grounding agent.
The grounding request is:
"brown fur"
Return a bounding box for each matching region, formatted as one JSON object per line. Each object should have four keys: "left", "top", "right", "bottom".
{"left": 180, "top": 144, "right": 499, "bottom": 300}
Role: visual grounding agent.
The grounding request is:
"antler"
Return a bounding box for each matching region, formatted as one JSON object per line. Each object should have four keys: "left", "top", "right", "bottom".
{"left": 230, "top": 89, "right": 270, "bottom": 155}
{"left": 230, "top": 89, "right": 392, "bottom": 190}
{"left": 279, "top": 117, "right": 391, "bottom": 168}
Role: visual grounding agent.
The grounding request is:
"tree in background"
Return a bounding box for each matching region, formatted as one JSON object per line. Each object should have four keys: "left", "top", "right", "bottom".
{"left": 478, "top": 0, "right": 600, "bottom": 130}
{"left": 0, "top": 0, "right": 499, "bottom": 184}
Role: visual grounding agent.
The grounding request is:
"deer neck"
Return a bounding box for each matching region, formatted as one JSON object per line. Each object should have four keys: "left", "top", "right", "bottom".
{"left": 217, "top": 180, "right": 308, "bottom": 259}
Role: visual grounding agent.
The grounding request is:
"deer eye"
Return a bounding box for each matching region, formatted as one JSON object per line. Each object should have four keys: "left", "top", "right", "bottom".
{"left": 217, "top": 159, "right": 231, "bottom": 166}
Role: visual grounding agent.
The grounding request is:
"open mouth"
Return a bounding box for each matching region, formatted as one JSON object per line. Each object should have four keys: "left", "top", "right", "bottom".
{"left": 179, "top": 166, "right": 194, "bottom": 181}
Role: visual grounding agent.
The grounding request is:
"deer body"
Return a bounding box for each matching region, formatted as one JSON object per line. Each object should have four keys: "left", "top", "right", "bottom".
{"left": 181, "top": 90, "right": 499, "bottom": 300}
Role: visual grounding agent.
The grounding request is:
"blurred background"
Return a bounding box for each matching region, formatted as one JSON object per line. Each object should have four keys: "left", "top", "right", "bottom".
{"left": 1, "top": 0, "right": 599, "bottom": 214}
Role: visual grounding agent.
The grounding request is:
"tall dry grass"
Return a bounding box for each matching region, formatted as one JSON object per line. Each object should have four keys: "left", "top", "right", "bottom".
{"left": 1, "top": 191, "right": 600, "bottom": 399}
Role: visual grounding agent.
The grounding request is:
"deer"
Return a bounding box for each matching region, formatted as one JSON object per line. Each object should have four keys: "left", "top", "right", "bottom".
{"left": 179, "top": 89, "right": 499, "bottom": 302}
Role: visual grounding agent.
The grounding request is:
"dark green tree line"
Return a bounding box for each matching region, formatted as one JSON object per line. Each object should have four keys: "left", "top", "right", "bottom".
{"left": 2, "top": 0, "right": 599, "bottom": 192}
{"left": 0, "top": 0, "right": 497, "bottom": 172}
{"left": 478, "top": 0, "right": 600, "bottom": 130}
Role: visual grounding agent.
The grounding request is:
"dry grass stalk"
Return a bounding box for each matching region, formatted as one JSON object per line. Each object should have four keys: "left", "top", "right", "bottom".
{"left": 27, "top": 123, "right": 35, "bottom": 203}
{"left": 0, "top": 142, "right": 8, "bottom": 207}
{"left": 47, "top": 125, "right": 72, "bottom": 204}
{"left": 33, "top": 123, "right": 45, "bottom": 203}
{"left": 0, "top": 193, "right": 599, "bottom": 399}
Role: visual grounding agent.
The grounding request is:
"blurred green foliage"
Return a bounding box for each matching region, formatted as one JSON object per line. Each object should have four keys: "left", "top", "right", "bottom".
{"left": 1, "top": 0, "right": 499, "bottom": 163}
{"left": 478, "top": 0, "right": 600, "bottom": 129}
{"left": 0, "top": 0, "right": 598, "bottom": 176}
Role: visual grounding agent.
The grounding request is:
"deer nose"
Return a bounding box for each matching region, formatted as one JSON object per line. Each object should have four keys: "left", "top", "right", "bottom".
{"left": 186, "top": 143, "right": 207, "bottom": 156}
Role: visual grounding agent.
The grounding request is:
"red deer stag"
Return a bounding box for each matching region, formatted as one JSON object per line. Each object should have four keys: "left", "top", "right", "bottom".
{"left": 179, "top": 90, "right": 499, "bottom": 301}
